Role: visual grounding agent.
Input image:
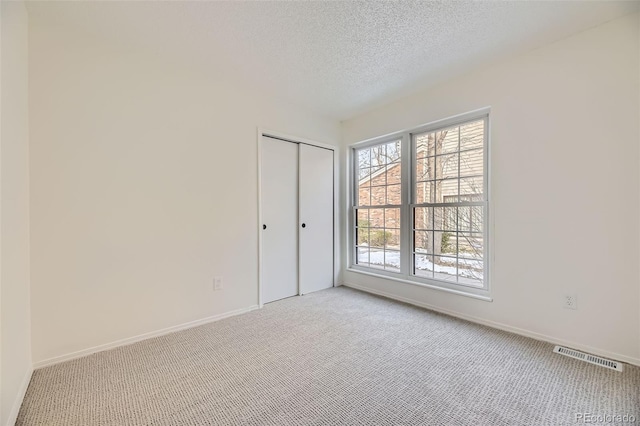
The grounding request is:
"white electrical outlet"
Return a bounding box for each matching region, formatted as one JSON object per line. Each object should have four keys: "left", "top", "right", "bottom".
{"left": 563, "top": 293, "right": 577, "bottom": 310}
{"left": 214, "top": 277, "right": 223, "bottom": 291}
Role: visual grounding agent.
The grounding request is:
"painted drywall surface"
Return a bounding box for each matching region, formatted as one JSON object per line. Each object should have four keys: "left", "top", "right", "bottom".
{"left": 29, "top": 18, "right": 340, "bottom": 363}
{"left": 341, "top": 14, "right": 640, "bottom": 362}
{"left": 1, "top": 1, "right": 32, "bottom": 424}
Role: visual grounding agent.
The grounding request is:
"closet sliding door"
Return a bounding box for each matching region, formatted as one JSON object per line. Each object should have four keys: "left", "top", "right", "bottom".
{"left": 261, "top": 137, "right": 299, "bottom": 304}
{"left": 299, "top": 144, "right": 334, "bottom": 295}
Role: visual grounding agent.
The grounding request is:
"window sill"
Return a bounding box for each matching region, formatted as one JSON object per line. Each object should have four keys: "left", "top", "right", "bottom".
{"left": 345, "top": 267, "right": 493, "bottom": 302}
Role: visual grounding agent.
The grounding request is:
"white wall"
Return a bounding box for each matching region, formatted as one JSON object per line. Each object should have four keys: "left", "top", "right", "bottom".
{"left": 0, "top": 1, "right": 32, "bottom": 424}
{"left": 29, "top": 17, "right": 340, "bottom": 364}
{"left": 341, "top": 13, "right": 640, "bottom": 364}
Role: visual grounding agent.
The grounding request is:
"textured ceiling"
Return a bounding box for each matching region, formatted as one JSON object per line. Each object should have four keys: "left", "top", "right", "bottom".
{"left": 27, "top": 1, "right": 639, "bottom": 120}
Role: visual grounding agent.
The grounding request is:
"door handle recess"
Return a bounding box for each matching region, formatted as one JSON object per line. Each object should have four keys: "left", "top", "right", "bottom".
{"left": 263, "top": 224, "right": 267, "bottom": 230}
{"left": 301, "top": 223, "right": 306, "bottom": 228}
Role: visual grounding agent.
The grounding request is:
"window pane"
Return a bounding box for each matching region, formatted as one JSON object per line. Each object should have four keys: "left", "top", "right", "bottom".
{"left": 415, "top": 181, "right": 434, "bottom": 204}
{"left": 385, "top": 208, "right": 401, "bottom": 229}
{"left": 370, "top": 186, "right": 386, "bottom": 206}
{"left": 471, "top": 206, "right": 483, "bottom": 233}
{"left": 427, "top": 207, "right": 456, "bottom": 231}
{"left": 386, "top": 164, "right": 401, "bottom": 185}
{"left": 458, "top": 206, "right": 471, "bottom": 232}
{"left": 416, "top": 157, "right": 435, "bottom": 181}
{"left": 356, "top": 209, "right": 369, "bottom": 228}
{"left": 415, "top": 133, "right": 435, "bottom": 159}
{"left": 414, "top": 254, "right": 434, "bottom": 278}
{"left": 358, "top": 186, "right": 371, "bottom": 206}
{"left": 414, "top": 230, "right": 433, "bottom": 254}
{"left": 385, "top": 141, "right": 401, "bottom": 164}
{"left": 384, "top": 250, "right": 401, "bottom": 272}
{"left": 432, "top": 206, "right": 446, "bottom": 231}
{"left": 369, "top": 248, "right": 385, "bottom": 268}
{"left": 386, "top": 184, "right": 401, "bottom": 205}
{"left": 458, "top": 258, "right": 483, "bottom": 287}
{"left": 367, "top": 170, "right": 385, "bottom": 187}
{"left": 433, "top": 255, "right": 457, "bottom": 282}
{"left": 438, "top": 153, "right": 458, "bottom": 180}
{"left": 459, "top": 233, "right": 484, "bottom": 258}
{"left": 368, "top": 229, "right": 385, "bottom": 249}
{"left": 458, "top": 246, "right": 483, "bottom": 261}
{"left": 358, "top": 149, "right": 371, "bottom": 168}
{"left": 419, "top": 229, "right": 457, "bottom": 258}
{"left": 385, "top": 229, "right": 401, "bottom": 249}
{"left": 458, "top": 206, "right": 483, "bottom": 233}
{"left": 460, "top": 120, "right": 484, "bottom": 151}
{"left": 460, "top": 176, "right": 483, "bottom": 197}
{"left": 433, "top": 207, "right": 456, "bottom": 232}
{"left": 414, "top": 207, "right": 432, "bottom": 230}
{"left": 357, "top": 226, "right": 370, "bottom": 245}
{"left": 460, "top": 149, "right": 483, "bottom": 178}
{"left": 368, "top": 208, "right": 384, "bottom": 228}
{"left": 439, "top": 128, "right": 459, "bottom": 155}
{"left": 438, "top": 231, "right": 457, "bottom": 256}
{"left": 371, "top": 145, "right": 385, "bottom": 167}
{"left": 435, "top": 179, "right": 457, "bottom": 203}
{"left": 358, "top": 167, "right": 371, "bottom": 181}
{"left": 357, "top": 247, "right": 369, "bottom": 266}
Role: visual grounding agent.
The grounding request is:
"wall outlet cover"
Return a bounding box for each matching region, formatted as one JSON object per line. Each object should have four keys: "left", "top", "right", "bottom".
{"left": 214, "top": 277, "right": 223, "bottom": 291}
{"left": 563, "top": 293, "right": 577, "bottom": 310}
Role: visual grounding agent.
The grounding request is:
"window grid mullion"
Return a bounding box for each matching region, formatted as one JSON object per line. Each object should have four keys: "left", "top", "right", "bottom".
{"left": 432, "top": 132, "right": 436, "bottom": 280}
{"left": 408, "top": 133, "right": 415, "bottom": 278}
{"left": 456, "top": 126, "right": 461, "bottom": 282}
{"left": 400, "top": 133, "right": 411, "bottom": 277}
{"left": 367, "top": 224, "right": 371, "bottom": 265}
{"left": 383, "top": 208, "right": 386, "bottom": 270}
{"left": 456, "top": 208, "right": 460, "bottom": 283}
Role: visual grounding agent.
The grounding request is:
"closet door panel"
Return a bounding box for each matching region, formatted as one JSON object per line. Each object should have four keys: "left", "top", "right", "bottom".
{"left": 261, "top": 137, "right": 298, "bottom": 303}
{"left": 299, "top": 144, "right": 334, "bottom": 294}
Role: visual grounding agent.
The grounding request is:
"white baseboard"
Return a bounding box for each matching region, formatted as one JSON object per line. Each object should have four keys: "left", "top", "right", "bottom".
{"left": 343, "top": 282, "right": 640, "bottom": 367}
{"left": 6, "top": 366, "right": 33, "bottom": 426}
{"left": 33, "top": 305, "right": 260, "bottom": 369}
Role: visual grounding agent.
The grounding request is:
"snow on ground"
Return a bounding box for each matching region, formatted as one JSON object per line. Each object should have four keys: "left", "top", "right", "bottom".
{"left": 358, "top": 249, "right": 482, "bottom": 281}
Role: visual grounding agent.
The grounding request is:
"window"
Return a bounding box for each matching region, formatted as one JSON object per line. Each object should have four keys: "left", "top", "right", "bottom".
{"left": 351, "top": 111, "right": 489, "bottom": 298}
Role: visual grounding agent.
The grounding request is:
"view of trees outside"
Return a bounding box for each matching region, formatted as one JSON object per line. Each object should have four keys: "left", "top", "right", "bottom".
{"left": 355, "top": 119, "right": 485, "bottom": 286}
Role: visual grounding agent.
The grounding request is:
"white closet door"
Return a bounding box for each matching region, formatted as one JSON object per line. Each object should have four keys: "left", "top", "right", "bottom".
{"left": 299, "top": 144, "right": 334, "bottom": 294}
{"left": 261, "top": 137, "right": 298, "bottom": 303}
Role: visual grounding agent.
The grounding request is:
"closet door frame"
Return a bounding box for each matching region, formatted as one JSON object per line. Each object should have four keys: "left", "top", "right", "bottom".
{"left": 257, "top": 128, "right": 337, "bottom": 308}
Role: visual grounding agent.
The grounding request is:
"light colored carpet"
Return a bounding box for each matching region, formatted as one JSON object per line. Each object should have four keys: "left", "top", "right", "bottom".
{"left": 17, "top": 287, "right": 640, "bottom": 425}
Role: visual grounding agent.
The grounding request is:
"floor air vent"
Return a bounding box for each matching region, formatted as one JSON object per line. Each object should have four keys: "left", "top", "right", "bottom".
{"left": 553, "top": 346, "right": 623, "bottom": 372}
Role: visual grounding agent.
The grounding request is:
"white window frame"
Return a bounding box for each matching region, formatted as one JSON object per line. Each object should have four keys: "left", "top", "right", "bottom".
{"left": 347, "top": 108, "right": 492, "bottom": 301}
